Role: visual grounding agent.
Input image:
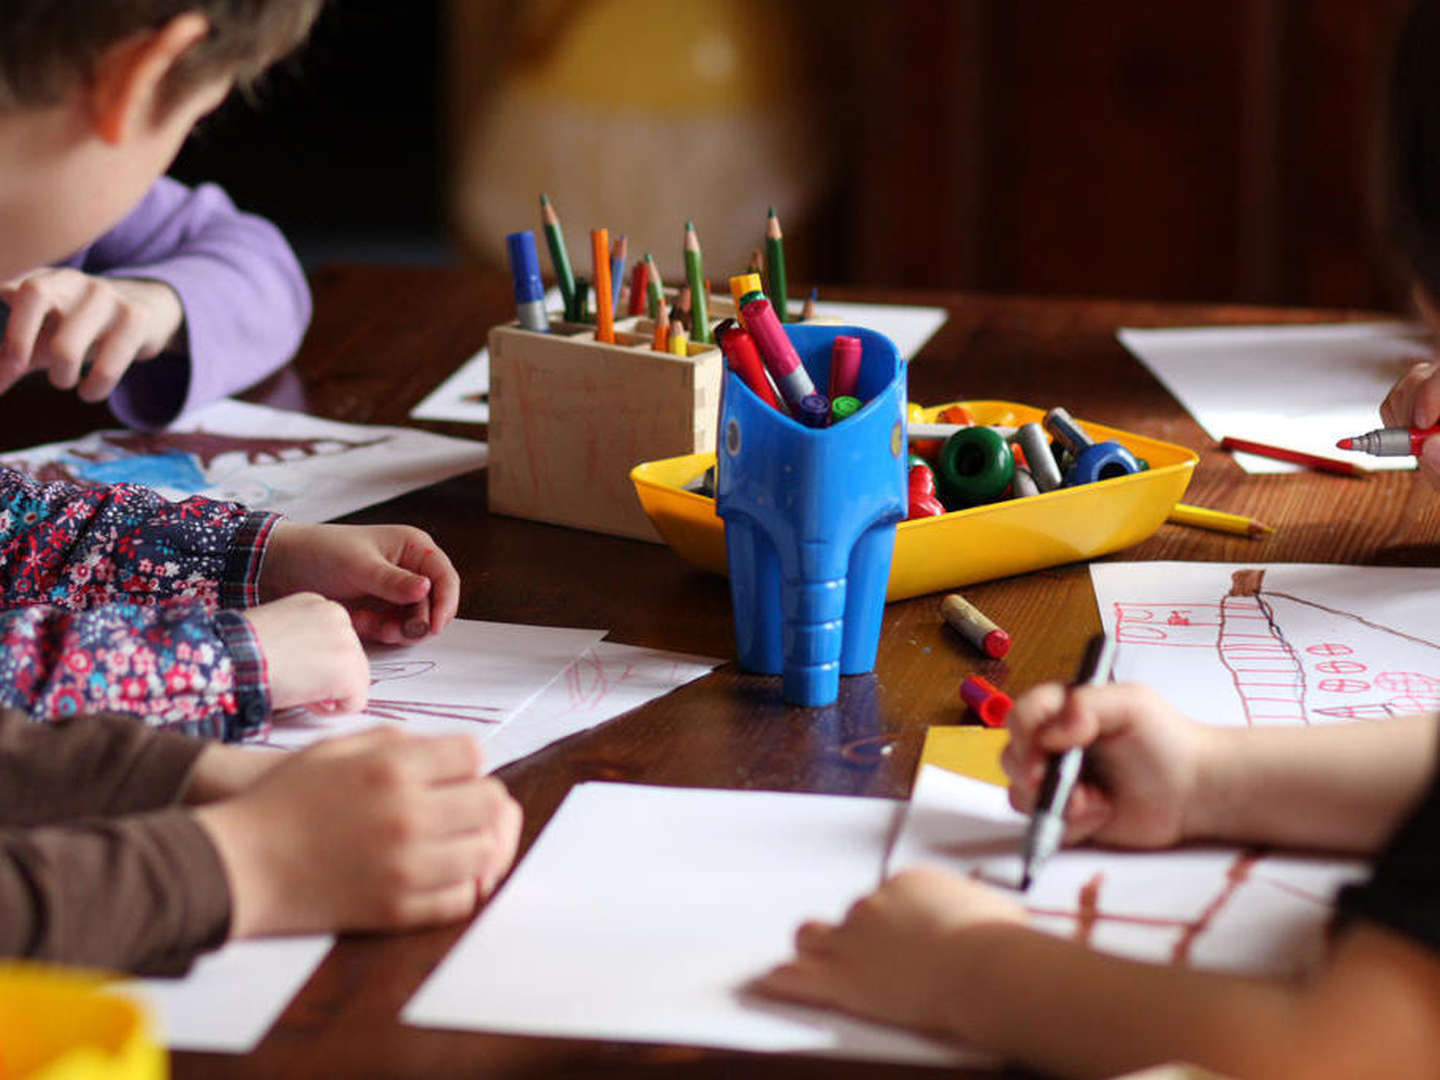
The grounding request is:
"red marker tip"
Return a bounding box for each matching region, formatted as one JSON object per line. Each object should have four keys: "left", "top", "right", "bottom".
{"left": 1336, "top": 437, "right": 1354, "bottom": 450}
{"left": 983, "top": 629, "right": 1012, "bottom": 659}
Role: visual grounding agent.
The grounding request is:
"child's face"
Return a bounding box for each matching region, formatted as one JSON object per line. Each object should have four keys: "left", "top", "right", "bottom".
{"left": 0, "top": 73, "right": 233, "bottom": 281}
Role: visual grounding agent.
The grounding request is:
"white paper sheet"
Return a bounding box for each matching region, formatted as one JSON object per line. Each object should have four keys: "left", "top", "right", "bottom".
{"left": 403, "top": 782, "right": 977, "bottom": 1067}
{"left": 1091, "top": 562, "right": 1440, "bottom": 726}
{"left": 252, "top": 619, "right": 609, "bottom": 750}
{"left": 410, "top": 297, "right": 948, "bottom": 426}
{"left": 890, "top": 766, "right": 1366, "bottom": 978}
{"left": 0, "top": 399, "right": 488, "bottom": 522}
{"left": 119, "top": 935, "right": 333, "bottom": 1053}
{"left": 1117, "top": 322, "right": 1432, "bottom": 473}
{"left": 479, "top": 640, "right": 722, "bottom": 772}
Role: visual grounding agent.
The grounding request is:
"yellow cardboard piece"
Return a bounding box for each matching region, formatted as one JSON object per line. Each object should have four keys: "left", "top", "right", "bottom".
{"left": 917, "top": 726, "right": 1009, "bottom": 788}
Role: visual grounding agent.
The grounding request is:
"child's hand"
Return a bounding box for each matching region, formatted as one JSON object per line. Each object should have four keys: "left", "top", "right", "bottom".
{"left": 194, "top": 726, "right": 522, "bottom": 938}
{"left": 1381, "top": 359, "right": 1440, "bottom": 485}
{"left": 754, "top": 868, "right": 1025, "bottom": 1035}
{"left": 0, "top": 269, "right": 184, "bottom": 401}
{"left": 243, "top": 592, "right": 371, "bottom": 713}
{"left": 1002, "top": 681, "right": 1215, "bottom": 849}
{"left": 260, "top": 522, "right": 461, "bottom": 644}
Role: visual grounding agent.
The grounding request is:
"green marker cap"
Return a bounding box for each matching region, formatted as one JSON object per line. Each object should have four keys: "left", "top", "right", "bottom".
{"left": 831, "top": 395, "right": 861, "bottom": 422}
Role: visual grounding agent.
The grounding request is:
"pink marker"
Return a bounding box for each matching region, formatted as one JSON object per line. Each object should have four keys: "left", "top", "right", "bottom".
{"left": 829, "top": 335, "right": 862, "bottom": 401}
{"left": 740, "top": 295, "right": 817, "bottom": 409}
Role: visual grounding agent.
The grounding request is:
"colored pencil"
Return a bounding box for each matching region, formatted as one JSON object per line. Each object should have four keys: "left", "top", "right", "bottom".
{"left": 1220, "top": 436, "right": 1369, "bottom": 478}
{"left": 609, "top": 233, "right": 627, "bottom": 310}
{"left": 801, "top": 285, "right": 818, "bottom": 321}
{"left": 748, "top": 247, "right": 765, "bottom": 277}
{"left": 644, "top": 252, "right": 665, "bottom": 321}
{"left": 669, "top": 319, "right": 689, "bottom": 356}
{"left": 1167, "top": 502, "right": 1274, "bottom": 538}
{"left": 684, "top": 221, "right": 710, "bottom": 343}
{"left": 591, "top": 228, "right": 614, "bottom": 343}
{"left": 765, "top": 207, "right": 789, "bottom": 321}
{"left": 651, "top": 296, "right": 670, "bottom": 352}
{"left": 627, "top": 260, "right": 649, "bottom": 316}
{"left": 538, "top": 193, "right": 576, "bottom": 319}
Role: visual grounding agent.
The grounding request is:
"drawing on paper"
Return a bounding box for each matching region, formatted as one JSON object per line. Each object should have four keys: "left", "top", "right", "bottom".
{"left": 2, "top": 428, "right": 391, "bottom": 496}
{"left": 1111, "top": 567, "right": 1440, "bottom": 726}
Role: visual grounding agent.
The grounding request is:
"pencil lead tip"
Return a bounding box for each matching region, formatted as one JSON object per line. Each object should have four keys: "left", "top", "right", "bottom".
{"left": 539, "top": 192, "right": 550, "bottom": 205}
{"left": 686, "top": 219, "right": 695, "bottom": 230}
{"left": 768, "top": 206, "right": 776, "bottom": 217}
{"left": 1019, "top": 872, "right": 1032, "bottom": 892}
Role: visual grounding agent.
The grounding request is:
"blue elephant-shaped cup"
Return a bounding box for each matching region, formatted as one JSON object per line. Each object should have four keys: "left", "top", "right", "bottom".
{"left": 715, "top": 324, "right": 908, "bottom": 706}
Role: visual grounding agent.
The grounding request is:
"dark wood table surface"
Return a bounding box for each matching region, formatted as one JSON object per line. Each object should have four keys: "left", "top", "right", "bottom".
{"left": 4, "top": 266, "right": 1435, "bottom": 1078}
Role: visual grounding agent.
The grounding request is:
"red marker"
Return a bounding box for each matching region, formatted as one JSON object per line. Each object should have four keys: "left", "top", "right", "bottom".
{"left": 940, "top": 593, "right": 1010, "bottom": 658}
{"left": 740, "top": 295, "right": 817, "bottom": 409}
{"left": 718, "top": 323, "right": 783, "bottom": 412}
{"left": 960, "top": 675, "right": 1013, "bottom": 728}
{"left": 829, "top": 335, "right": 862, "bottom": 400}
{"left": 1337, "top": 425, "right": 1440, "bottom": 457}
{"left": 1220, "top": 436, "right": 1368, "bottom": 478}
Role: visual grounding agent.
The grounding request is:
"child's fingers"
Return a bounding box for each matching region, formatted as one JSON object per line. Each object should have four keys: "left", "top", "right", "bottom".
{"left": 44, "top": 286, "right": 111, "bottom": 390}
{"left": 364, "top": 560, "right": 432, "bottom": 607}
{"left": 1412, "top": 366, "right": 1440, "bottom": 429}
{"left": 382, "top": 879, "right": 479, "bottom": 930}
{"left": 77, "top": 316, "right": 146, "bottom": 402}
{"left": 0, "top": 287, "right": 50, "bottom": 387}
{"left": 391, "top": 732, "right": 484, "bottom": 786}
{"left": 751, "top": 958, "right": 834, "bottom": 1006}
{"left": 403, "top": 595, "right": 431, "bottom": 640}
{"left": 411, "top": 544, "right": 460, "bottom": 631}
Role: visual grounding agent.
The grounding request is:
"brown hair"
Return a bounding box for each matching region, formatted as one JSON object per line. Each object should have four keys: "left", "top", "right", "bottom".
{"left": 0, "top": 0, "right": 324, "bottom": 108}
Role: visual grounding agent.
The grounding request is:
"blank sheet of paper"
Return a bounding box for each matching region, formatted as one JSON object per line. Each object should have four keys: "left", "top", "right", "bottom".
{"left": 403, "top": 782, "right": 975, "bottom": 1066}
{"left": 890, "top": 766, "right": 1365, "bottom": 978}
{"left": 120, "top": 935, "right": 333, "bottom": 1053}
{"left": 1091, "top": 562, "right": 1440, "bottom": 727}
{"left": 1118, "top": 323, "right": 1431, "bottom": 473}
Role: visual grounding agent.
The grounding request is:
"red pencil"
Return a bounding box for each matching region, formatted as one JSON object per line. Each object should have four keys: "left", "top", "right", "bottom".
{"left": 1220, "top": 436, "right": 1369, "bottom": 478}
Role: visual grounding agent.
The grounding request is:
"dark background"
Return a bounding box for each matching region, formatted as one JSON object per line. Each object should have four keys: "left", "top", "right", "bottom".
{"left": 173, "top": 0, "right": 1418, "bottom": 312}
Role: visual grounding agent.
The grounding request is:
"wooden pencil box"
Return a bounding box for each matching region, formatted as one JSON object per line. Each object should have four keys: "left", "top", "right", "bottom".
{"left": 487, "top": 301, "right": 729, "bottom": 540}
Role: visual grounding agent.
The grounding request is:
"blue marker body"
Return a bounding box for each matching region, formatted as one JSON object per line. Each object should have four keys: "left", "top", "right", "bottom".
{"left": 506, "top": 230, "right": 550, "bottom": 333}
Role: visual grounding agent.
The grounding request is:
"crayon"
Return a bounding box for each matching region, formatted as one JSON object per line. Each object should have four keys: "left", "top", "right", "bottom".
{"left": 627, "top": 260, "right": 650, "bottom": 317}
{"left": 940, "top": 593, "right": 1011, "bottom": 658}
{"left": 505, "top": 230, "right": 549, "bottom": 333}
{"left": 766, "top": 206, "right": 789, "bottom": 320}
{"left": 539, "top": 193, "right": 576, "bottom": 319}
{"left": 740, "top": 294, "right": 817, "bottom": 409}
{"left": 1221, "top": 436, "right": 1368, "bottom": 477}
{"left": 684, "top": 221, "right": 711, "bottom": 344}
{"left": 801, "top": 286, "right": 818, "bottom": 322}
{"left": 829, "top": 335, "right": 862, "bottom": 400}
{"left": 960, "top": 675, "right": 1013, "bottom": 728}
{"left": 591, "top": 228, "right": 614, "bottom": 343}
{"left": 1167, "top": 502, "right": 1273, "bottom": 537}
{"left": 718, "top": 322, "right": 784, "bottom": 412}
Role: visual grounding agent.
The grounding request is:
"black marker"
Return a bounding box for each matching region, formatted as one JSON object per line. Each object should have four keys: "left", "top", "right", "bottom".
{"left": 1019, "top": 632, "right": 1116, "bottom": 890}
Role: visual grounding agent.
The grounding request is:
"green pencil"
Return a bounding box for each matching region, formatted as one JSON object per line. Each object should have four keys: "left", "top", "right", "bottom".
{"left": 644, "top": 252, "right": 665, "bottom": 322}
{"left": 765, "top": 206, "right": 789, "bottom": 322}
{"left": 683, "top": 221, "right": 710, "bottom": 344}
{"left": 539, "top": 193, "right": 577, "bottom": 319}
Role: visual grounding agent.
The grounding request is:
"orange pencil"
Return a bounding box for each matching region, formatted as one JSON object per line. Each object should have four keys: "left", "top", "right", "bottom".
{"left": 591, "top": 227, "right": 614, "bottom": 343}
{"left": 651, "top": 296, "right": 670, "bottom": 352}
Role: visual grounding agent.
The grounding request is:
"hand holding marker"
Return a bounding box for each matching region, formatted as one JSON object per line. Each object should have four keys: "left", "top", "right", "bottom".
{"left": 1337, "top": 425, "right": 1440, "bottom": 456}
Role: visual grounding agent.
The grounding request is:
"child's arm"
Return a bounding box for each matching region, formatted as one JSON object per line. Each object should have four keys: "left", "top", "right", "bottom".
{"left": 1003, "top": 682, "right": 1437, "bottom": 854}
{"left": 0, "top": 716, "right": 521, "bottom": 976}
{"left": 0, "top": 177, "right": 311, "bottom": 430}
{"left": 758, "top": 868, "right": 1440, "bottom": 1080}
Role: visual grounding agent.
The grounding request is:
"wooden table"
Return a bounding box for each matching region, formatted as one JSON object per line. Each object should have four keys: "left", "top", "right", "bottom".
{"left": 6, "top": 267, "right": 1435, "bottom": 1077}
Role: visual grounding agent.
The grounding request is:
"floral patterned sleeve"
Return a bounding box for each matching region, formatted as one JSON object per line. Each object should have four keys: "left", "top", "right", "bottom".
{"left": 0, "top": 468, "right": 279, "bottom": 739}
{"left": 0, "top": 468, "right": 276, "bottom": 611}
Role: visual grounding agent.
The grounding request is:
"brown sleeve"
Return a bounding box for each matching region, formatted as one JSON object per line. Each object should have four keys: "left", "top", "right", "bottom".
{"left": 0, "top": 807, "right": 231, "bottom": 975}
{"left": 0, "top": 707, "right": 207, "bottom": 826}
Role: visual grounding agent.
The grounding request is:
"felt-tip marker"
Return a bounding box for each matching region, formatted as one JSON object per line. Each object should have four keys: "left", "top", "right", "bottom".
{"left": 505, "top": 230, "right": 549, "bottom": 333}
{"left": 1020, "top": 632, "right": 1116, "bottom": 890}
{"left": 1337, "top": 426, "right": 1440, "bottom": 456}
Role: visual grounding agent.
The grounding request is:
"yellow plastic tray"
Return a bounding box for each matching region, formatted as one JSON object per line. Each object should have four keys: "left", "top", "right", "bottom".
{"left": 0, "top": 964, "right": 164, "bottom": 1080}
{"left": 630, "top": 400, "right": 1197, "bottom": 601}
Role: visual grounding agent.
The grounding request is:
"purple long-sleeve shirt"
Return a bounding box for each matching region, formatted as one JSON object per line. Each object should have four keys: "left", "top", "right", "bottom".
{"left": 57, "top": 176, "right": 312, "bottom": 431}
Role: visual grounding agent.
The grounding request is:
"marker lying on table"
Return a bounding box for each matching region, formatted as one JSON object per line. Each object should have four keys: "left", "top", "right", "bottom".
{"left": 1337, "top": 425, "right": 1440, "bottom": 456}
{"left": 1220, "top": 436, "right": 1368, "bottom": 477}
{"left": 1020, "top": 631, "right": 1116, "bottom": 891}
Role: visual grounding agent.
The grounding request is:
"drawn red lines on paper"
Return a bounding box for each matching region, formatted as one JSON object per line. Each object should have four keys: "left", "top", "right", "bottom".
{"left": 1027, "top": 853, "right": 1275, "bottom": 965}
{"left": 1114, "top": 568, "right": 1440, "bottom": 726}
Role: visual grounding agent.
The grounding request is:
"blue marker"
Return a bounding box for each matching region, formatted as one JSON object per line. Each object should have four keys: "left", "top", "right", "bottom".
{"left": 506, "top": 230, "right": 549, "bottom": 333}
